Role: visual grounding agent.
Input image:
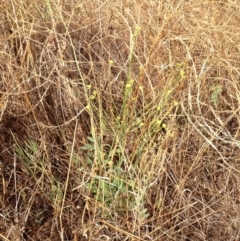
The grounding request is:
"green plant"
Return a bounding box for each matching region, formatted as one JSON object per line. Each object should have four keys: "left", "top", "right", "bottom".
{"left": 34, "top": 209, "right": 45, "bottom": 223}
{"left": 211, "top": 84, "right": 222, "bottom": 107}
{"left": 14, "top": 140, "right": 45, "bottom": 182}
{"left": 81, "top": 136, "right": 133, "bottom": 212}
{"left": 120, "top": 26, "right": 141, "bottom": 133}
{"left": 13, "top": 138, "right": 61, "bottom": 206}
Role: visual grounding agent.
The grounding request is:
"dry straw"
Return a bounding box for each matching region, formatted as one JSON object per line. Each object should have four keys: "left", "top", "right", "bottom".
{"left": 1, "top": 0, "right": 240, "bottom": 240}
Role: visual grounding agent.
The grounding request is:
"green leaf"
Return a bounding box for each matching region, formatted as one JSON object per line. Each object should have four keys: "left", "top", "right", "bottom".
{"left": 80, "top": 144, "right": 94, "bottom": 150}
{"left": 87, "top": 136, "right": 95, "bottom": 142}
{"left": 86, "top": 156, "right": 93, "bottom": 165}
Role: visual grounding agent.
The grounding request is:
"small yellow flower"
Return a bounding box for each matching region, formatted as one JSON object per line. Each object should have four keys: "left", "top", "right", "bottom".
{"left": 173, "top": 100, "right": 178, "bottom": 106}
{"left": 129, "top": 79, "right": 134, "bottom": 84}
{"left": 162, "top": 123, "right": 167, "bottom": 129}
{"left": 180, "top": 69, "right": 185, "bottom": 79}
{"left": 135, "top": 25, "right": 141, "bottom": 31}
{"left": 126, "top": 79, "right": 134, "bottom": 88}
{"left": 133, "top": 25, "right": 141, "bottom": 36}
{"left": 89, "top": 95, "right": 95, "bottom": 100}
{"left": 86, "top": 104, "right": 91, "bottom": 110}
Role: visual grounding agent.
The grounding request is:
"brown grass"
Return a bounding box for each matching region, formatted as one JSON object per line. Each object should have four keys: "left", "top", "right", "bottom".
{"left": 1, "top": 0, "right": 240, "bottom": 240}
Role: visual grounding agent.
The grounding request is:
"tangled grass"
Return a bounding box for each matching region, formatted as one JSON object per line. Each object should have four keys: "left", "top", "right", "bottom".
{"left": 1, "top": 0, "right": 240, "bottom": 240}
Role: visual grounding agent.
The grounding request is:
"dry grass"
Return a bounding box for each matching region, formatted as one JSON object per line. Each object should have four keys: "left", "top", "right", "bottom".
{"left": 1, "top": 0, "right": 240, "bottom": 240}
